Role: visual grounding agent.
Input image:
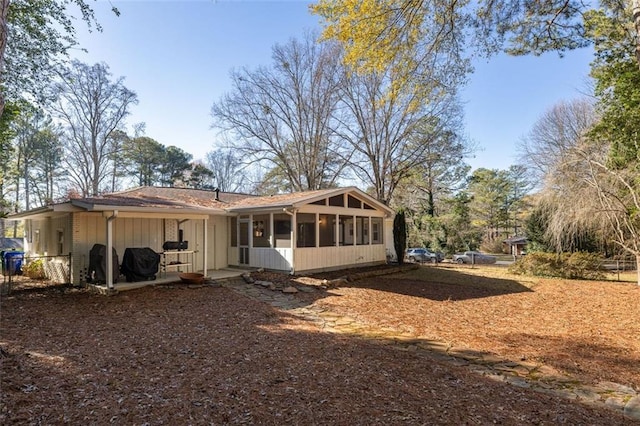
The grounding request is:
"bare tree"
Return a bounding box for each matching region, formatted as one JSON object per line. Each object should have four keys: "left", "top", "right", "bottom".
{"left": 336, "top": 63, "right": 463, "bottom": 205}
{"left": 211, "top": 32, "right": 349, "bottom": 192}
{"left": 542, "top": 137, "right": 640, "bottom": 285}
{"left": 205, "top": 148, "right": 246, "bottom": 193}
{"left": 519, "top": 98, "right": 597, "bottom": 183}
{"left": 50, "top": 61, "right": 137, "bottom": 196}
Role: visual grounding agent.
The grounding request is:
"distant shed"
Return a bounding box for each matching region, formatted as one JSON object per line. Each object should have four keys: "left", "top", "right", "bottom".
{"left": 504, "top": 236, "right": 528, "bottom": 256}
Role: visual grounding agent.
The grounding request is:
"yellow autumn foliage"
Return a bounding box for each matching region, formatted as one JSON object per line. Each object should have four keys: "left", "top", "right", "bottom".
{"left": 311, "top": 0, "right": 469, "bottom": 104}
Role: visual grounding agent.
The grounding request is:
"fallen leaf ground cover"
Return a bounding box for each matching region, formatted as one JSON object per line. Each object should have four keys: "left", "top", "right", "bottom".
{"left": 303, "top": 265, "right": 640, "bottom": 388}
{"left": 0, "top": 265, "right": 637, "bottom": 424}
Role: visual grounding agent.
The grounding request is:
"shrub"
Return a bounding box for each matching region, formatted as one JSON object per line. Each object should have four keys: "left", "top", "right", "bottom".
{"left": 22, "top": 258, "right": 47, "bottom": 280}
{"left": 509, "top": 251, "right": 605, "bottom": 280}
{"left": 564, "top": 252, "right": 606, "bottom": 280}
{"left": 480, "top": 238, "right": 504, "bottom": 254}
{"left": 393, "top": 209, "right": 407, "bottom": 265}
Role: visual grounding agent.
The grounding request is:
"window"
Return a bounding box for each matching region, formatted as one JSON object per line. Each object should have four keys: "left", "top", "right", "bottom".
{"left": 296, "top": 213, "right": 316, "bottom": 247}
{"left": 273, "top": 214, "right": 291, "bottom": 248}
{"left": 253, "top": 214, "right": 270, "bottom": 247}
{"left": 319, "top": 214, "right": 335, "bottom": 247}
{"left": 329, "top": 195, "right": 344, "bottom": 207}
{"left": 275, "top": 219, "right": 291, "bottom": 234}
{"left": 348, "top": 195, "right": 361, "bottom": 208}
{"left": 339, "top": 215, "right": 353, "bottom": 246}
{"left": 371, "top": 218, "right": 383, "bottom": 244}
{"left": 356, "top": 217, "right": 369, "bottom": 245}
{"left": 57, "top": 230, "right": 64, "bottom": 255}
{"left": 239, "top": 221, "right": 249, "bottom": 246}
{"left": 230, "top": 217, "right": 238, "bottom": 247}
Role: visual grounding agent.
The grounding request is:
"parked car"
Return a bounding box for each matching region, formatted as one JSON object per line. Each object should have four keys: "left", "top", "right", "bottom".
{"left": 406, "top": 248, "right": 443, "bottom": 263}
{"left": 453, "top": 251, "right": 496, "bottom": 264}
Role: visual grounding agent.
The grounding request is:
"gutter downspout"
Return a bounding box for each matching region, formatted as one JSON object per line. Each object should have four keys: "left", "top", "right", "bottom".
{"left": 105, "top": 210, "right": 118, "bottom": 290}
{"left": 283, "top": 208, "right": 297, "bottom": 274}
{"left": 203, "top": 218, "right": 208, "bottom": 276}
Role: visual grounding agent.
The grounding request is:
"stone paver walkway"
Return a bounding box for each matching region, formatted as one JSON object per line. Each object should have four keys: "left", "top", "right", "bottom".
{"left": 221, "top": 278, "right": 640, "bottom": 421}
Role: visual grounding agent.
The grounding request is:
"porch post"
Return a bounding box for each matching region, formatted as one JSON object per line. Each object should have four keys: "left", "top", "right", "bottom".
{"left": 291, "top": 211, "right": 297, "bottom": 274}
{"left": 353, "top": 215, "right": 357, "bottom": 246}
{"left": 203, "top": 218, "right": 208, "bottom": 276}
{"left": 269, "top": 213, "right": 274, "bottom": 248}
{"left": 105, "top": 210, "right": 118, "bottom": 290}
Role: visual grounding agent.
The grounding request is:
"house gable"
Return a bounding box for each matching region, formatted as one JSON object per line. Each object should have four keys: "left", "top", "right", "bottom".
{"left": 226, "top": 187, "right": 392, "bottom": 217}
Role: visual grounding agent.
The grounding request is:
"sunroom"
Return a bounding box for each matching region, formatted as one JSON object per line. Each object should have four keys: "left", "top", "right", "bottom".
{"left": 226, "top": 187, "right": 394, "bottom": 273}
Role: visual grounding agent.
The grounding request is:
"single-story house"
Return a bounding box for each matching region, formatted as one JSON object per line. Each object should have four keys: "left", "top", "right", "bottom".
{"left": 8, "top": 186, "right": 395, "bottom": 288}
{"left": 503, "top": 236, "right": 528, "bottom": 256}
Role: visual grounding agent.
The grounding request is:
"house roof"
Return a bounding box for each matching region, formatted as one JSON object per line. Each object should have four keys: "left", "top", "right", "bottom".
{"left": 504, "top": 236, "right": 528, "bottom": 244}
{"left": 9, "top": 186, "right": 393, "bottom": 219}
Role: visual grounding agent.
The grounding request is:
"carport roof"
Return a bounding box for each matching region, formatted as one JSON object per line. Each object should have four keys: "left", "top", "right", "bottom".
{"left": 73, "top": 186, "right": 251, "bottom": 211}
{"left": 8, "top": 187, "right": 254, "bottom": 219}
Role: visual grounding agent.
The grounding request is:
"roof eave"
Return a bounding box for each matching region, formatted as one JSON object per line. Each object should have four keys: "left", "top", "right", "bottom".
{"left": 6, "top": 202, "right": 84, "bottom": 220}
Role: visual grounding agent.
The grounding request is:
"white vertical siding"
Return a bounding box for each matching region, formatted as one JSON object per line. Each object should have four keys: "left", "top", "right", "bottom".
{"left": 173, "top": 217, "right": 227, "bottom": 273}
{"left": 295, "top": 245, "right": 386, "bottom": 273}
{"left": 228, "top": 247, "right": 239, "bottom": 267}
{"left": 72, "top": 213, "right": 165, "bottom": 282}
{"left": 73, "top": 213, "right": 105, "bottom": 283}
{"left": 249, "top": 247, "right": 292, "bottom": 271}
{"left": 209, "top": 216, "right": 228, "bottom": 270}
{"left": 113, "top": 217, "right": 164, "bottom": 254}
{"left": 72, "top": 214, "right": 227, "bottom": 279}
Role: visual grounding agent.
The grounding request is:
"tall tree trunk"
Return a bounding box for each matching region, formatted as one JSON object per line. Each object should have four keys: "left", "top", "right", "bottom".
{"left": 634, "top": 0, "right": 640, "bottom": 69}
{"left": 426, "top": 190, "right": 435, "bottom": 217}
{"left": 23, "top": 163, "right": 29, "bottom": 210}
{"left": 0, "top": 0, "right": 9, "bottom": 118}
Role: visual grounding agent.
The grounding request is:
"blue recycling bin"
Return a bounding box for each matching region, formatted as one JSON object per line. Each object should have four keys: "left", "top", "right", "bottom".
{"left": 3, "top": 251, "right": 24, "bottom": 275}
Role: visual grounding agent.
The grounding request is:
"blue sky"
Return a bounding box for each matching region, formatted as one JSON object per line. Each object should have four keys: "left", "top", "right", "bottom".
{"left": 72, "top": 0, "right": 593, "bottom": 172}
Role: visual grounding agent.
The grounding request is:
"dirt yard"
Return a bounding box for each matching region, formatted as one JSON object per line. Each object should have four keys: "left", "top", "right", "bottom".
{"left": 1, "top": 266, "right": 638, "bottom": 424}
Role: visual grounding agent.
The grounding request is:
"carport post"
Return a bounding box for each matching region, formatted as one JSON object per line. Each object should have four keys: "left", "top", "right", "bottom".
{"left": 203, "top": 218, "right": 208, "bottom": 276}
{"left": 105, "top": 210, "right": 118, "bottom": 289}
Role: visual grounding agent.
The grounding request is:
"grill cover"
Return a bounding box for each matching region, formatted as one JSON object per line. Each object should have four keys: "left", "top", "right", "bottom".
{"left": 163, "top": 241, "right": 188, "bottom": 251}
{"left": 88, "top": 244, "right": 119, "bottom": 283}
{"left": 120, "top": 247, "right": 160, "bottom": 282}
